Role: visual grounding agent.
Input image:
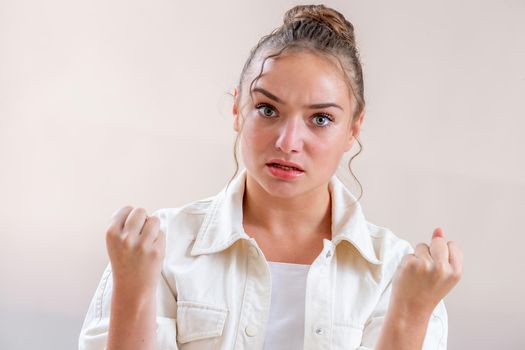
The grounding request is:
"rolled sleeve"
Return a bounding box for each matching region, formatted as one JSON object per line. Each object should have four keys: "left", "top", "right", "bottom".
{"left": 78, "top": 263, "right": 179, "bottom": 350}
{"left": 358, "top": 272, "right": 448, "bottom": 350}
{"left": 422, "top": 300, "right": 448, "bottom": 350}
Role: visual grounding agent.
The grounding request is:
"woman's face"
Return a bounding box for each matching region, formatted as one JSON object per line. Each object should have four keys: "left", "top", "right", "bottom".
{"left": 233, "top": 51, "right": 364, "bottom": 199}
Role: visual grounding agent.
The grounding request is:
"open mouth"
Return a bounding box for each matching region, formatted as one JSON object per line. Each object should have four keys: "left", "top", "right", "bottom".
{"left": 267, "top": 163, "right": 304, "bottom": 172}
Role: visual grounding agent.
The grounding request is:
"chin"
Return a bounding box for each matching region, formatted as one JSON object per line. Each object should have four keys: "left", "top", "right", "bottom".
{"left": 261, "top": 172, "right": 315, "bottom": 198}
{"left": 265, "top": 185, "right": 304, "bottom": 198}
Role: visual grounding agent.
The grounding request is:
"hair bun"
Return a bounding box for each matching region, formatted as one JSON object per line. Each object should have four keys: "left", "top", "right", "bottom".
{"left": 283, "top": 4, "right": 356, "bottom": 44}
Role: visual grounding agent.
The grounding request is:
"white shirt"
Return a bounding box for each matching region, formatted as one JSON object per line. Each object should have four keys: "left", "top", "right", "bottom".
{"left": 263, "top": 261, "right": 310, "bottom": 350}
{"left": 79, "top": 167, "right": 448, "bottom": 350}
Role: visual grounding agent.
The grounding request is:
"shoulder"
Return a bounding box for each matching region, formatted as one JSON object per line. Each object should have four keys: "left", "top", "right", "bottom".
{"left": 149, "top": 194, "right": 219, "bottom": 238}
{"left": 151, "top": 192, "right": 219, "bottom": 218}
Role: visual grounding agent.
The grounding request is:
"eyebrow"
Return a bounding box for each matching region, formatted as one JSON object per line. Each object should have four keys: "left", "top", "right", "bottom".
{"left": 252, "top": 87, "right": 343, "bottom": 111}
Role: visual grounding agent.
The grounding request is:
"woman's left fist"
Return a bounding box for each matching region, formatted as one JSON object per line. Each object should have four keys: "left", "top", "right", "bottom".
{"left": 391, "top": 228, "right": 463, "bottom": 315}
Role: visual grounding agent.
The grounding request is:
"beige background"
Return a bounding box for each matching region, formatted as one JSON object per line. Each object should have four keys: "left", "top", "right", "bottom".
{"left": 1, "top": 0, "right": 524, "bottom": 348}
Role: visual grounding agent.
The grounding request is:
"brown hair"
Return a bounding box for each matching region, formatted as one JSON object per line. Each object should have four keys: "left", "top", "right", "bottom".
{"left": 228, "top": 4, "right": 365, "bottom": 201}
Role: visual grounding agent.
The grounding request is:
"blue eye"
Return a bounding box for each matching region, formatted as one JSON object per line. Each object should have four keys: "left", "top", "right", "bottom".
{"left": 255, "top": 103, "right": 333, "bottom": 128}
{"left": 312, "top": 114, "right": 333, "bottom": 127}
{"left": 256, "top": 104, "right": 277, "bottom": 118}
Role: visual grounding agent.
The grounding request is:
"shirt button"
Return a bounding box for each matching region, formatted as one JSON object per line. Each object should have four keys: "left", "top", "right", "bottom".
{"left": 325, "top": 250, "right": 332, "bottom": 258}
{"left": 249, "top": 246, "right": 259, "bottom": 258}
{"left": 314, "top": 327, "right": 324, "bottom": 335}
{"left": 245, "top": 324, "right": 258, "bottom": 337}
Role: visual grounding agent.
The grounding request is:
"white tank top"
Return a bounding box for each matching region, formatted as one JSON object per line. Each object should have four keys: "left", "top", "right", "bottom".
{"left": 262, "top": 261, "right": 311, "bottom": 350}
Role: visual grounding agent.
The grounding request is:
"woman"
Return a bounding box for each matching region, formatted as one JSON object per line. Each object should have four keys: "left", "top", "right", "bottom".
{"left": 79, "top": 4, "right": 462, "bottom": 350}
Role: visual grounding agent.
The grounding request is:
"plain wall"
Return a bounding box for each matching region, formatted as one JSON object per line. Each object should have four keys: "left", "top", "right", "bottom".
{"left": 1, "top": 0, "right": 524, "bottom": 348}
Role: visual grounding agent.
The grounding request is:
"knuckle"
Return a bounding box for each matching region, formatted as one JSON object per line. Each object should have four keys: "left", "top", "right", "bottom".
{"left": 137, "top": 243, "right": 150, "bottom": 255}
{"left": 402, "top": 256, "right": 418, "bottom": 270}
{"left": 105, "top": 234, "right": 114, "bottom": 248}
{"left": 147, "top": 216, "right": 160, "bottom": 226}
{"left": 399, "top": 254, "right": 411, "bottom": 266}
{"left": 452, "top": 267, "right": 463, "bottom": 280}
{"left": 119, "top": 205, "right": 133, "bottom": 213}
{"left": 150, "top": 248, "right": 162, "bottom": 259}
{"left": 106, "top": 225, "right": 120, "bottom": 237}
{"left": 111, "top": 205, "right": 133, "bottom": 221}
{"left": 143, "top": 218, "right": 159, "bottom": 232}
{"left": 157, "top": 246, "right": 167, "bottom": 259}
{"left": 433, "top": 263, "right": 448, "bottom": 278}
{"left": 435, "top": 261, "right": 448, "bottom": 273}
{"left": 421, "top": 260, "right": 433, "bottom": 272}
{"left": 135, "top": 207, "right": 147, "bottom": 215}
{"left": 415, "top": 243, "right": 427, "bottom": 250}
{"left": 122, "top": 235, "right": 135, "bottom": 249}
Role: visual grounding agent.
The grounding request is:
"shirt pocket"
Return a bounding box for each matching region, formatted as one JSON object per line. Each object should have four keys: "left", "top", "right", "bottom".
{"left": 331, "top": 323, "right": 364, "bottom": 350}
{"left": 176, "top": 300, "right": 228, "bottom": 347}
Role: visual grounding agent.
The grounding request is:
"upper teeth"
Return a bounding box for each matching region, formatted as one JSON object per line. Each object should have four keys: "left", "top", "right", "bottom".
{"left": 273, "top": 163, "right": 298, "bottom": 171}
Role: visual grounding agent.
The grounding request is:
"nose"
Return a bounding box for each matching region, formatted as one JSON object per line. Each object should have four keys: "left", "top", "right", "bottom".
{"left": 274, "top": 117, "right": 304, "bottom": 154}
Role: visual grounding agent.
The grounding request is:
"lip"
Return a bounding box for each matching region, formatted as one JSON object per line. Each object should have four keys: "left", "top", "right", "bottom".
{"left": 266, "top": 159, "right": 305, "bottom": 172}
{"left": 266, "top": 164, "right": 305, "bottom": 180}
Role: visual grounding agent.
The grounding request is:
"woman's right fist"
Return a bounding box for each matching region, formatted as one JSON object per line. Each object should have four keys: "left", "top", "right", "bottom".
{"left": 105, "top": 206, "right": 166, "bottom": 293}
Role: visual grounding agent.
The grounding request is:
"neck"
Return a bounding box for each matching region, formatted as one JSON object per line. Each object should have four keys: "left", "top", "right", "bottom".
{"left": 242, "top": 173, "right": 332, "bottom": 239}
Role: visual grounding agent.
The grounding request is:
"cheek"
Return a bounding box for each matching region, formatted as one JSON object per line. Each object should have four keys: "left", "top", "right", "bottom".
{"left": 242, "top": 119, "right": 272, "bottom": 149}
{"left": 311, "top": 134, "right": 346, "bottom": 164}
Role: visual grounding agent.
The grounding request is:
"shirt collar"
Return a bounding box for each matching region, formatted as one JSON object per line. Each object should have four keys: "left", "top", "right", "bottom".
{"left": 191, "top": 168, "right": 382, "bottom": 265}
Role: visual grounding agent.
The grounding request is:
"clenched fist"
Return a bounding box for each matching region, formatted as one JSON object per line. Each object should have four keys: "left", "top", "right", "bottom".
{"left": 391, "top": 228, "right": 463, "bottom": 316}
{"left": 105, "top": 206, "right": 166, "bottom": 294}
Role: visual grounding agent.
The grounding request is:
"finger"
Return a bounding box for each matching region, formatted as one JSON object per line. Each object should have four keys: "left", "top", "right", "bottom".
{"left": 124, "top": 207, "right": 148, "bottom": 236}
{"left": 448, "top": 241, "right": 463, "bottom": 277}
{"left": 154, "top": 229, "right": 165, "bottom": 244}
{"left": 430, "top": 227, "right": 449, "bottom": 264}
{"left": 153, "top": 230, "right": 166, "bottom": 260}
{"left": 107, "top": 206, "right": 134, "bottom": 235}
{"left": 139, "top": 216, "right": 160, "bottom": 245}
{"left": 414, "top": 242, "right": 432, "bottom": 259}
{"left": 398, "top": 253, "right": 418, "bottom": 272}
{"left": 432, "top": 227, "right": 445, "bottom": 239}
{"left": 401, "top": 252, "right": 416, "bottom": 261}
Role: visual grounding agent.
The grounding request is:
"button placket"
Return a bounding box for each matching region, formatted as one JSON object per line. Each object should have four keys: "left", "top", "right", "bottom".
{"left": 234, "top": 238, "right": 271, "bottom": 349}
{"left": 303, "top": 240, "right": 333, "bottom": 349}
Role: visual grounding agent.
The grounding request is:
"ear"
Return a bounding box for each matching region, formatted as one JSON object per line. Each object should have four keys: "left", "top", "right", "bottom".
{"left": 232, "top": 87, "right": 241, "bottom": 133}
{"left": 344, "top": 110, "right": 365, "bottom": 152}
